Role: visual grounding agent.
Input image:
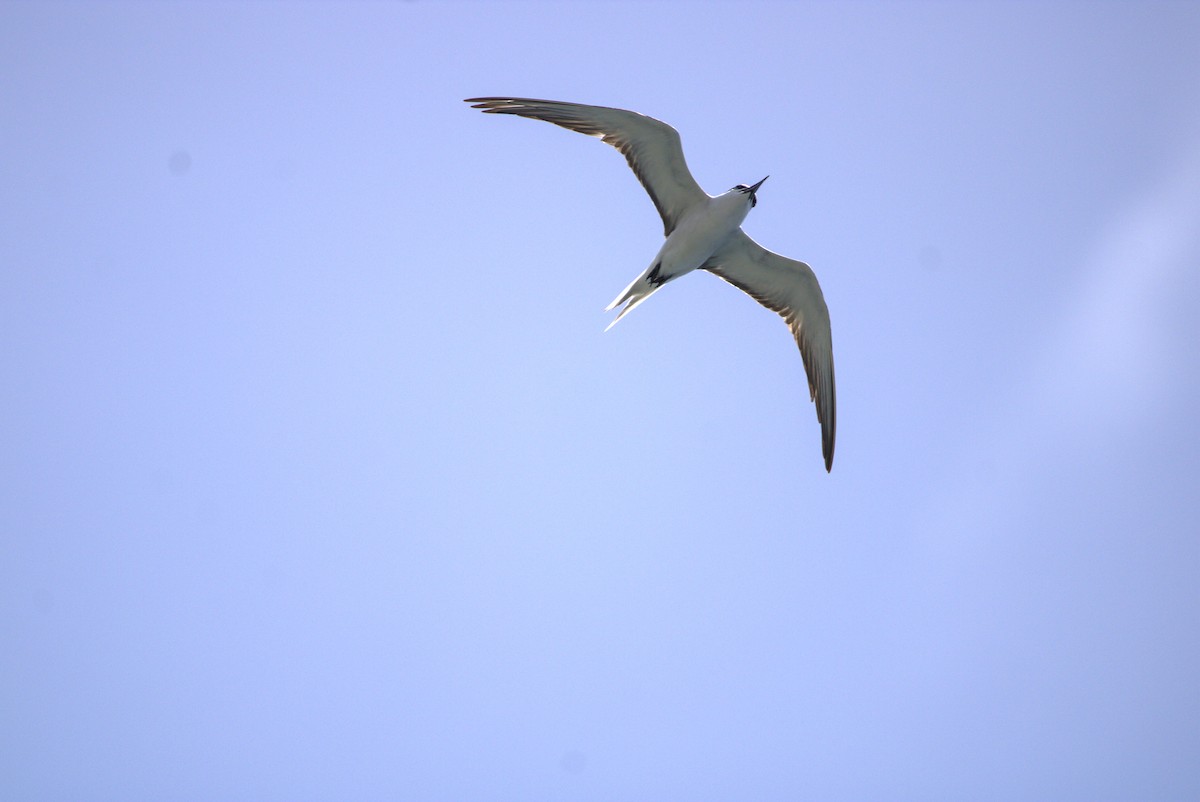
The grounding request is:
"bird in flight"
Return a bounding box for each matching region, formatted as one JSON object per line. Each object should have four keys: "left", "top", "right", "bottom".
{"left": 466, "top": 97, "right": 836, "bottom": 472}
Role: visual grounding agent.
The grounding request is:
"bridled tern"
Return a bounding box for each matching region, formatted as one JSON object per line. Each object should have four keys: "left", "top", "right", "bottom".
{"left": 466, "top": 97, "right": 836, "bottom": 472}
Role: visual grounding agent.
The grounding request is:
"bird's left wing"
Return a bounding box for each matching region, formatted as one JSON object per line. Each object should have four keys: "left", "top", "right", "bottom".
{"left": 702, "top": 230, "right": 837, "bottom": 472}
{"left": 465, "top": 97, "right": 707, "bottom": 236}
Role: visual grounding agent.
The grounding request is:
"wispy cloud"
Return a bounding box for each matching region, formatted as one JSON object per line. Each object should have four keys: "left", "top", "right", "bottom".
{"left": 921, "top": 133, "right": 1200, "bottom": 547}
{"left": 1043, "top": 139, "right": 1200, "bottom": 431}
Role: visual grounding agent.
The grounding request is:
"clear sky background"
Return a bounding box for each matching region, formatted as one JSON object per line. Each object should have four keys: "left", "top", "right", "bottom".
{"left": 3, "top": 2, "right": 1199, "bottom": 800}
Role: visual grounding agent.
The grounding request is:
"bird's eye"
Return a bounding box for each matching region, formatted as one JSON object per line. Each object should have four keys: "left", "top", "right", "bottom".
{"left": 734, "top": 184, "right": 748, "bottom": 192}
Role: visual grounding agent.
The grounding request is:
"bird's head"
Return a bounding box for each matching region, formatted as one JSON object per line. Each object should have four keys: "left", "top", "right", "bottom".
{"left": 732, "top": 175, "right": 768, "bottom": 207}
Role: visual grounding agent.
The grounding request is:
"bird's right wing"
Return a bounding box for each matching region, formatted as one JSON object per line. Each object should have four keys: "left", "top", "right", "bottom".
{"left": 702, "top": 230, "right": 837, "bottom": 472}
{"left": 466, "top": 97, "right": 708, "bottom": 236}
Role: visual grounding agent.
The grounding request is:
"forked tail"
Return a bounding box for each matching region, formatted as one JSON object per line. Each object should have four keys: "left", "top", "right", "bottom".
{"left": 604, "top": 262, "right": 672, "bottom": 332}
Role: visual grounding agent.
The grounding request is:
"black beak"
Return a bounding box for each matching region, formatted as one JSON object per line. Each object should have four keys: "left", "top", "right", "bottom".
{"left": 748, "top": 175, "right": 769, "bottom": 194}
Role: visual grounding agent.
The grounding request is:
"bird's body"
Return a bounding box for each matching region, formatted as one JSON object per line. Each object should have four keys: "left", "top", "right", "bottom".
{"left": 606, "top": 185, "right": 757, "bottom": 329}
{"left": 466, "top": 97, "right": 837, "bottom": 472}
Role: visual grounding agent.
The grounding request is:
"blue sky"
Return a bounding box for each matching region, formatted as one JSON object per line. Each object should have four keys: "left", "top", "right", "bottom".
{"left": 2, "top": 2, "right": 1199, "bottom": 799}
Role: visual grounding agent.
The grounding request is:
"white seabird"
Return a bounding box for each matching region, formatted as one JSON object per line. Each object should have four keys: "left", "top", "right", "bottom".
{"left": 466, "top": 97, "right": 837, "bottom": 472}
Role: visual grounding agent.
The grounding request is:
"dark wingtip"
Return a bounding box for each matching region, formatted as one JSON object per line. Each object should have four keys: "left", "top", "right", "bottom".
{"left": 464, "top": 97, "right": 507, "bottom": 111}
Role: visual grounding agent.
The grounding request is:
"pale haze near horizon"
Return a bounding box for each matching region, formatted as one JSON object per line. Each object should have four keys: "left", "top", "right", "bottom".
{"left": 2, "top": 2, "right": 1199, "bottom": 800}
